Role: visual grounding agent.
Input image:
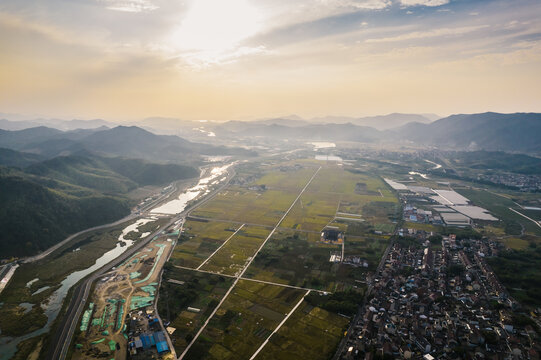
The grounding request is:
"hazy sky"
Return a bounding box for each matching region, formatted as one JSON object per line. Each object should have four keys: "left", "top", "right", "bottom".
{"left": 1, "top": 0, "right": 540, "bottom": 121}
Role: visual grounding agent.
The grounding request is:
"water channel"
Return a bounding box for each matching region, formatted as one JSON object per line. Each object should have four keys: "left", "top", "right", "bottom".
{"left": 0, "top": 164, "right": 232, "bottom": 359}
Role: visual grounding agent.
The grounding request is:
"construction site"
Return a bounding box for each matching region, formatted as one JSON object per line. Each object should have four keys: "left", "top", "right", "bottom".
{"left": 72, "top": 227, "right": 179, "bottom": 360}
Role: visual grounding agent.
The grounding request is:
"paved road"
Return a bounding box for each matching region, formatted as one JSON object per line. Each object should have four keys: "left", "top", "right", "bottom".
{"left": 48, "top": 167, "right": 236, "bottom": 360}
{"left": 178, "top": 166, "right": 322, "bottom": 359}
{"left": 174, "top": 265, "right": 329, "bottom": 294}
{"left": 509, "top": 207, "right": 541, "bottom": 229}
{"left": 23, "top": 180, "right": 185, "bottom": 264}
{"left": 249, "top": 290, "right": 311, "bottom": 360}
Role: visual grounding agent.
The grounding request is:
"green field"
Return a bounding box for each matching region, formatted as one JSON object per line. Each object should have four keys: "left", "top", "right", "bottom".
{"left": 201, "top": 226, "right": 271, "bottom": 276}
{"left": 255, "top": 167, "right": 317, "bottom": 192}
{"left": 192, "top": 186, "right": 298, "bottom": 226}
{"left": 161, "top": 160, "right": 402, "bottom": 358}
{"left": 184, "top": 280, "right": 306, "bottom": 360}
{"left": 170, "top": 219, "right": 242, "bottom": 268}
{"left": 281, "top": 191, "right": 340, "bottom": 231}
{"left": 254, "top": 302, "right": 349, "bottom": 360}
{"left": 243, "top": 229, "right": 379, "bottom": 291}
{"left": 158, "top": 266, "right": 234, "bottom": 353}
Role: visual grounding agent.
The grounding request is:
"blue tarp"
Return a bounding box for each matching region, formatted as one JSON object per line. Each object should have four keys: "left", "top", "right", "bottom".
{"left": 156, "top": 341, "right": 169, "bottom": 353}
{"left": 140, "top": 334, "right": 155, "bottom": 349}
{"left": 153, "top": 331, "right": 166, "bottom": 342}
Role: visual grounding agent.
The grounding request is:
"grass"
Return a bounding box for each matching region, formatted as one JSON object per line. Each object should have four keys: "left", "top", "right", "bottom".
{"left": 200, "top": 226, "right": 271, "bottom": 276}
{"left": 254, "top": 302, "right": 349, "bottom": 360}
{"left": 280, "top": 191, "right": 340, "bottom": 231}
{"left": 170, "top": 219, "right": 241, "bottom": 268}
{"left": 255, "top": 167, "right": 317, "bottom": 192}
{"left": 192, "top": 187, "right": 298, "bottom": 226}
{"left": 403, "top": 222, "right": 443, "bottom": 233}
{"left": 488, "top": 247, "right": 541, "bottom": 307}
{"left": 184, "top": 280, "right": 306, "bottom": 360}
{"left": 502, "top": 237, "right": 530, "bottom": 250}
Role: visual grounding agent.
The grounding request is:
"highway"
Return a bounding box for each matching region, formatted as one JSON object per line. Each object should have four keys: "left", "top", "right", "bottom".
{"left": 48, "top": 166, "right": 236, "bottom": 360}
{"left": 23, "top": 179, "right": 187, "bottom": 264}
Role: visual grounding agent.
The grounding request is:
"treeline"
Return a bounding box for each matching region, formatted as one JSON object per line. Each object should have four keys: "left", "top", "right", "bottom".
{"left": 306, "top": 290, "right": 364, "bottom": 316}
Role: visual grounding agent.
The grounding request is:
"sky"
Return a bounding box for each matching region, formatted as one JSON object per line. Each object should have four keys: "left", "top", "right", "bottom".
{"left": 0, "top": 0, "right": 540, "bottom": 121}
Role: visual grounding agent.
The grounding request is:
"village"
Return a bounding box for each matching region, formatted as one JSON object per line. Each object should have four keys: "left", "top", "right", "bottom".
{"left": 340, "top": 233, "right": 540, "bottom": 359}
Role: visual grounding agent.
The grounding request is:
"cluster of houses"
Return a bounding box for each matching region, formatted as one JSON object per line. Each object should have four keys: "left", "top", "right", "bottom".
{"left": 478, "top": 173, "right": 541, "bottom": 192}
{"left": 341, "top": 236, "right": 539, "bottom": 359}
{"left": 403, "top": 205, "right": 443, "bottom": 225}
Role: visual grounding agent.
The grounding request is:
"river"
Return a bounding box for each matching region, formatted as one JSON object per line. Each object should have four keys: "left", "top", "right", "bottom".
{"left": 150, "top": 163, "right": 233, "bottom": 215}
{"left": 0, "top": 164, "right": 232, "bottom": 359}
{"left": 0, "top": 218, "right": 155, "bottom": 359}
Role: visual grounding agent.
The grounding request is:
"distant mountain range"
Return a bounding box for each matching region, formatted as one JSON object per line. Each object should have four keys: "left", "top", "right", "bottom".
{"left": 0, "top": 125, "right": 255, "bottom": 162}
{"left": 396, "top": 112, "right": 541, "bottom": 153}
{"left": 1, "top": 112, "right": 540, "bottom": 154}
{"left": 211, "top": 112, "right": 541, "bottom": 154}
{"left": 0, "top": 117, "right": 116, "bottom": 131}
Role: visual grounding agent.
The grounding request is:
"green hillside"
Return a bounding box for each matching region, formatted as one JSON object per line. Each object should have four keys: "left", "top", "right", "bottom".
{"left": 0, "top": 151, "right": 199, "bottom": 258}
{"left": 0, "top": 172, "right": 130, "bottom": 257}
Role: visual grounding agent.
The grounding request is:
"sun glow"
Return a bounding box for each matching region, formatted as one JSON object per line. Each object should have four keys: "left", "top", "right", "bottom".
{"left": 171, "top": 0, "right": 262, "bottom": 59}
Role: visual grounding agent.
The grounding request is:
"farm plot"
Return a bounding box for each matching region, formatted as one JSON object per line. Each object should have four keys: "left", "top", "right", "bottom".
{"left": 244, "top": 230, "right": 368, "bottom": 292}
{"left": 200, "top": 226, "right": 271, "bottom": 276}
{"left": 158, "top": 267, "right": 234, "bottom": 354}
{"left": 307, "top": 167, "right": 392, "bottom": 197}
{"left": 170, "top": 219, "right": 241, "bottom": 268}
{"left": 280, "top": 191, "right": 340, "bottom": 231}
{"left": 183, "top": 280, "right": 306, "bottom": 360}
{"left": 343, "top": 235, "right": 390, "bottom": 271}
{"left": 254, "top": 166, "right": 318, "bottom": 192}
{"left": 254, "top": 302, "right": 349, "bottom": 360}
{"left": 191, "top": 186, "right": 298, "bottom": 226}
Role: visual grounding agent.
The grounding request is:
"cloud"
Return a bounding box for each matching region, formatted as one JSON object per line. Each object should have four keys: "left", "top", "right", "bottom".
{"left": 320, "top": 0, "right": 391, "bottom": 10}
{"left": 98, "top": 0, "right": 158, "bottom": 12}
{"left": 366, "top": 25, "right": 489, "bottom": 43}
{"left": 398, "top": 0, "right": 449, "bottom": 7}
{"left": 178, "top": 46, "right": 269, "bottom": 69}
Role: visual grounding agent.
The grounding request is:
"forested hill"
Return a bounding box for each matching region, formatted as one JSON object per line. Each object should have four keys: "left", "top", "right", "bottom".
{"left": 0, "top": 151, "right": 199, "bottom": 258}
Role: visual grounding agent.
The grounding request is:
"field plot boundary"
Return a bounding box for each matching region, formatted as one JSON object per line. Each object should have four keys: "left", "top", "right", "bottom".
{"left": 175, "top": 265, "right": 329, "bottom": 294}
{"left": 196, "top": 224, "right": 245, "bottom": 270}
{"left": 249, "top": 290, "right": 311, "bottom": 360}
{"left": 178, "top": 166, "right": 321, "bottom": 359}
{"left": 509, "top": 207, "right": 541, "bottom": 229}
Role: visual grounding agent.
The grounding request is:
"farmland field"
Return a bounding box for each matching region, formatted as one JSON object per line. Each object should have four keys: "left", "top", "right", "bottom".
{"left": 183, "top": 280, "right": 306, "bottom": 360}
{"left": 254, "top": 302, "right": 349, "bottom": 360}
{"left": 157, "top": 159, "right": 399, "bottom": 359}
{"left": 170, "top": 219, "right": 242, "bottom": 268}
{"left": 191, "top": 186, "right": 298, "bottom": 226}
{"left": 200, "top": 226, "right": 272, "bottom": 276}
{"left": 158, "top": 266, "right": 234, "bottom": 353}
